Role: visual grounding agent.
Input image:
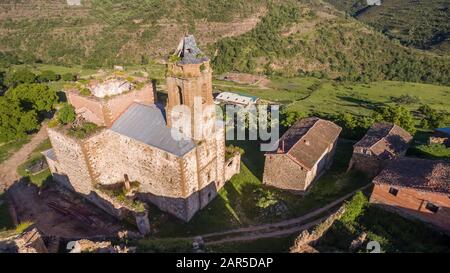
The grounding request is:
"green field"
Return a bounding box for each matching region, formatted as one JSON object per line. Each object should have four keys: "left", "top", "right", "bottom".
{"left": 215, "top": 77, "right": 450, "bottom": 116}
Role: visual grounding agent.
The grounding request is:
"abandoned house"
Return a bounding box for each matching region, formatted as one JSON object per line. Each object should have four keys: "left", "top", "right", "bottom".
{"left": 370, "top": 157, "right": 450, "bottom": 233}
{"left": 347, "top": 122, "right": 412, "bottom": 177}
{"left": 42, "top": 35, "right": 241, "bottom": 223}
{"left": 263, "top": 117, "right": 342, "bottom": 193}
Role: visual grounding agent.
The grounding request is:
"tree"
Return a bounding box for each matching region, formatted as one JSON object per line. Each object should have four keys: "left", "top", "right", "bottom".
{"left": 6, "top": 84, "right": 58, "bottom": 113}
{"left": 373, "top": 105, "right": 416, "bottom": 134}
{"left": 57, "top": 104, "right": 76, "bottom": 125}
{"left": 0, "top": 97, "right": 38, "bottom": 142}
{"left": 38, "top": 70, "right": 60, "bottom": 82}
{"left": 281, "top": 110, "right": 304, "bottom": 128}
{"left": 418, "top": 104, "right": 447, "bottom": 129}
{"left": 4, "top": 68, "right": 36, "bottom": 87}
{"left": 62, "top": 73, "right": 77, "bottom": 82}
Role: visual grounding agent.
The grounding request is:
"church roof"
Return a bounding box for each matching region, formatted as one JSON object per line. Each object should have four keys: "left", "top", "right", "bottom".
{"left": 111, "top": 103, "right": 196, "bottom": 157}
{"left": 174, "top": 35, "right": 209, "bottom": 65}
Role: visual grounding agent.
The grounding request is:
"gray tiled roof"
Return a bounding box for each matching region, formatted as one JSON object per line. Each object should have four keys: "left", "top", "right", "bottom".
{"left": 111, "top": 103, "right": 196, "bottom": 156}
{"left": 175, "top": 35, "right": 209, "bottom": 65}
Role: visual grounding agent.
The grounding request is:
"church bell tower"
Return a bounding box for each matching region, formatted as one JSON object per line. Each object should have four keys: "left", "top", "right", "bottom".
{"left": 166, "top": 35, "right": 216, "bottom": 141}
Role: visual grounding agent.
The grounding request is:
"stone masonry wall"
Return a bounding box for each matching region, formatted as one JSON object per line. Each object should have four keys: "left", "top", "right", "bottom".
{"left": 47, "top": 129, "right": 93, "bottom": 195}
{"left": 85, "top": 130, "right": 193, "bottom": 221}
{"left": 67, "top": 92, "right": 105, "bottom": 125}
{"left": 263, "top": 154, "right": 309, "bottom": 192}
{"left": 349, "top": 153, "right": 383, "bottom": 178}
{"left": 370, "top": 184, "right": 450, "bottom": 232}
{"left": 104, "top": 85, "right": 154, "bottom": 125}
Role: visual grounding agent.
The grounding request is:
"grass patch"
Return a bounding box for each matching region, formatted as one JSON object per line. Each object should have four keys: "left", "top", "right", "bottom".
{"left": 137, "top": 237, "right": 193, "bottom": 253}
{"left": 0, "top": 137, "right": 31, "bottom": 164}
{"left": 207, "top": 234, "right": 298, "bottom": 253}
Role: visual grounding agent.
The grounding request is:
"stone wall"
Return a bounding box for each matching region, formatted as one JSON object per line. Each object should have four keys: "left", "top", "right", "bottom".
{"left": 348, "top": 153, "right": 383, "bottom": 178}
{"left": 67, "top": 85, "right": 154, "bottom": 127}
{"left": 225, "top": 153, "right": 241, "bottom": 181}
{"left": 67, "top": 92, "right": 105, "bottom": 125}
{"left": 47, "top": 129, "right": 93, "bottom": 195}
{"left": 263, "top": 154, "right": 309, "bottom": 192}
{"left": 370, "top": 184, "right": 450, "bottom": 233}
{"left": 263, "top": 140, "right": 337, "bottom": 193}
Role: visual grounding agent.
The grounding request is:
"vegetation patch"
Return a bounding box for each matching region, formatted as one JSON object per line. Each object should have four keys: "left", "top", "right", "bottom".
{"left": 315, "top": 191, "right": 450, "bottom": 252}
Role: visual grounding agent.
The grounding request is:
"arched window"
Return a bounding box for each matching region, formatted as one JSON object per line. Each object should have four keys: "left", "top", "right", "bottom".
{"left": 177, "top": 86, "right": 184, "bottom": 105}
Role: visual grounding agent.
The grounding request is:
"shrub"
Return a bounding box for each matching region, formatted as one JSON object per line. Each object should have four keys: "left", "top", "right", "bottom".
{"left": 340, "top": 191, "right": 368, "bottom": 225}
{"left": 62, "top": 73, "right": 77, "bottom": 82}
{"left": 57, "top": 104, "right": 76, "bottom": 125}
{"left": 38, "top": 70, "right": 60, "bottom": 82}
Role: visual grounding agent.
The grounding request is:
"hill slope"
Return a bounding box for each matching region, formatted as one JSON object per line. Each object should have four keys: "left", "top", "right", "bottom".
{"left": 0, "top": 0, "right": 449, "bottom": 84}
{"left": 326, "top": 0, "right": 450, "bottom": 52}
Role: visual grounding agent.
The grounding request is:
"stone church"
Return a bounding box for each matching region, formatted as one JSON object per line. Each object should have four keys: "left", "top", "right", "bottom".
{"left": 43, "top": 35, "right": 241, "bottom": 222}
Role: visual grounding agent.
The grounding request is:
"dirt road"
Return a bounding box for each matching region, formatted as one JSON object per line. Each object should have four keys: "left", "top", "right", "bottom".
{"left": 0, "top": 124, "right": 48, "bottom": 192}
{"left": 199, "top": 184, "right": 372, "bottom": 245}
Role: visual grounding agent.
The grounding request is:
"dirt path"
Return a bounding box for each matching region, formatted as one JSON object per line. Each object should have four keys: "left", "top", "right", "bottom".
{"left": 199, "top": 184, "right": 372, "bottom": 245}
{"left": 0, "top": 124, "right": 48, "bottom": 192}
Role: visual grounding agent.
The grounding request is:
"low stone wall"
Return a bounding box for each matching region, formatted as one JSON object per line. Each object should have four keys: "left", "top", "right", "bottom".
{"left": 290, "top": 205, "right": 346, "bottom": 253}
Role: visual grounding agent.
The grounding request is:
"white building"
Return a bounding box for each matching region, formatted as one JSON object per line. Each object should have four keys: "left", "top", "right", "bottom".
{"left": 215, "top": 92, "right": 259, "bottom": 107}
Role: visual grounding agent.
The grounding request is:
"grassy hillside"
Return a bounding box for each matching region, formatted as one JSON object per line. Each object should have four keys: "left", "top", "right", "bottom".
{"left": 326, "top": 0, "right": 450, "bottom": 51}
{"left": 0, "top": 0, "right": 267, "bottom": 66}
{"left": 0, "top": 0, "right": 449, "bottom": 84}
{"left": 211, "top": 1, "right": 450, "bottom": 84}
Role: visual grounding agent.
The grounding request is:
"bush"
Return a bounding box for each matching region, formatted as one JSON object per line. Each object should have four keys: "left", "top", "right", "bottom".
{"left": 68, "top": 122, "right": 99, "bottom": 139}
{"left": 37, "top": 70, "right": 60, "bottom": 82}
{"left": 373, "top": 105, "right": 416, "bottom": 134}
{"left": 4, "top": 69, "right": 36, "bottom": 87}
{"left": 391, "top": 94, "right": 420, "bottom": 105}
{"left": 0, "top": 97, "right": 39, "bottom": 142}
{"left": 340, "top": 191, "right": 368, "bottom": 225}
{"left": 62, "top": 73, "right": 77, "bottom": 82}
{"left": 57, "top": 104, "right": 76, "bottom": 125}
{"left": 6, "top": 84, "right": 58, "bottom": 114}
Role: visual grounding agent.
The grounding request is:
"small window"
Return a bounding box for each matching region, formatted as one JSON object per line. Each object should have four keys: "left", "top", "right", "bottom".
{"left": 208, "top": 192, "right": 212, "bottom": 200}
{"left": 425, "top": 202, "right": 439, "bottom": 213}
{"left": 388, "top": 187, "right": 399, "bottom": 196}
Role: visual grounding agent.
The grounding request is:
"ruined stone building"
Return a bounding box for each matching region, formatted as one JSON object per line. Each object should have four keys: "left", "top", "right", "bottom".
{"left": 43, "top": 35, "right": 240, "bottom": 223}
{"left": 370, "top": 157, "right": 450, "bottom": 233}
{"left": 348, "top": 122, "right": 412, "bottom": 177}
{"left": 263, "top": 117, "right": 342, "bottom": 193}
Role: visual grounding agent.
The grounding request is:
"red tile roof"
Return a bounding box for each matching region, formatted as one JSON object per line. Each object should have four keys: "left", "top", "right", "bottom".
{"left": 355, "top": 122, "right": 412, "bottom": 159}
{"left": 373, "top": 157, "right": 450, "bottom": 195}
{"left": 273, "top": 117, "right": 342, "bottom": 170}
